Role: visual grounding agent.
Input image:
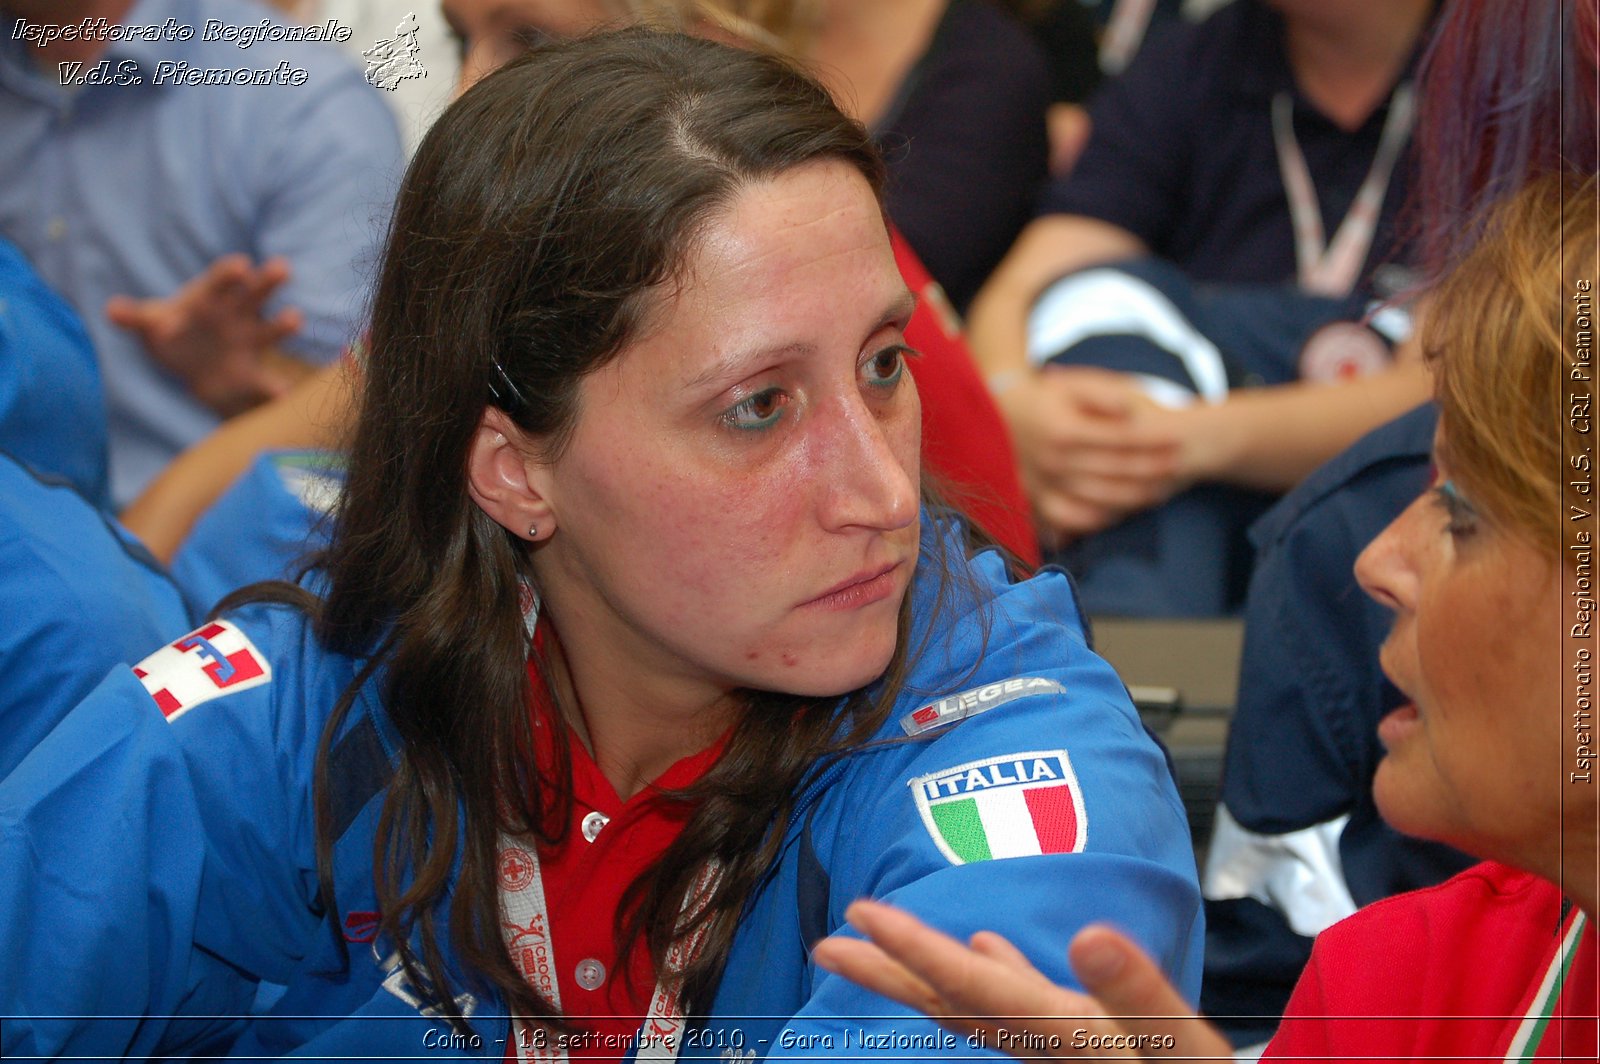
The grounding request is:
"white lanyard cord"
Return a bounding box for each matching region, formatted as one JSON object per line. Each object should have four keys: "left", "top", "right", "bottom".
{"left": 1271, "top": 82, "right": 1416, "bottom": 297}
{"left": 507, "top": 585, "right": 718, "bottom": 1061}
{"left": 1099, "top": 0, "right": 1156, "bottom": 75}
{"left": 501, "top": 835, "right": 720, "bottom": 1063}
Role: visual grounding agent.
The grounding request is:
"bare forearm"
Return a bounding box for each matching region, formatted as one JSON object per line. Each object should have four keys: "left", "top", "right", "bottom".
{"left": 120, "top": 360, "right": 357, "bottom": 561}
{"left": 1187, "top": 361, "right": 1432, "bottom": 492}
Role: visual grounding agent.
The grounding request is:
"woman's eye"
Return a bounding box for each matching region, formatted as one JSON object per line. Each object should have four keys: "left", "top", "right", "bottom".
{"left": 722, "top": 387, "right": 789, "bottom": 431}
{"left": 862, "top": 345, "right": 911, "bottom": 389}
{"left": 1431, "top": 479, "right": 1479, "bottom": 539}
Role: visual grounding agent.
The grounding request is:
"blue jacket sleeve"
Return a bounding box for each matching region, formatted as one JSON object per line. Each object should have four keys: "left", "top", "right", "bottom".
{"left": 717, "top": 560, "right": 1202, "bottom": 1059}
{"left": 0, "top": 457, "right": 193, "bottom": 781}
{"left": 0, "top": 239, "right": 110, "bottom": 505}
{"left": 169, "top": 449, "right": 343, "bottom": 619}
{"left": 0, "top": 605, "right": 330, "bottom": 1059}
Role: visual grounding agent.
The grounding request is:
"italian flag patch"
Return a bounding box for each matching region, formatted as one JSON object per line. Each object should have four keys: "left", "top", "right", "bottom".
{"left": 910, "top": 750, "right": 1087, "bottom": 865}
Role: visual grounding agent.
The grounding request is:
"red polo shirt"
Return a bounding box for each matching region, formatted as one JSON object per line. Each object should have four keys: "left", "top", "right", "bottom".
{"left": 1266, "top": 862, "right": 1597, "bottom": 1061}
{"left": 504, "top": 655, "right": 726, "bottom": 1061}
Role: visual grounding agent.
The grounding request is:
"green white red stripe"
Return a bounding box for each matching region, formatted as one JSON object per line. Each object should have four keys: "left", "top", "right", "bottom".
{"left": 1505, "top": 907, "right": 1587, "bottom": 1062}
{"left": 910, "top": 750, "right": 1087, "bottom": 865}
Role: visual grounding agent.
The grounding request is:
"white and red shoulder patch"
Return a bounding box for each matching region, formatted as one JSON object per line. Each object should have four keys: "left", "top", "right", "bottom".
{"left": 132, "top": 620, "right": 272, "bottom": 722}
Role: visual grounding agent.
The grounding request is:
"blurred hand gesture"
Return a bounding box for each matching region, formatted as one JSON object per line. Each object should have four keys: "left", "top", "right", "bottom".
{"left": 107, "top": 254, "right": 311, "bottom": 418}
{"left": 814, "top": 899, "right": 1234, "bottom": 1061}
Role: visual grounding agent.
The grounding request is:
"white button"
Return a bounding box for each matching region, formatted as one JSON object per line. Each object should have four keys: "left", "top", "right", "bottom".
{"left": 574, "top": 957, "right": 606, "bottom": 991}
{"left": 580, "top": 811, "right": 609, "bottom": 842}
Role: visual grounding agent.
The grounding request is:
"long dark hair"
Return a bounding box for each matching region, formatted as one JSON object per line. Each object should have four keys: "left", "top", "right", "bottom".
{"left": 308, "top": 27, "right": 953, "bottom": 1031}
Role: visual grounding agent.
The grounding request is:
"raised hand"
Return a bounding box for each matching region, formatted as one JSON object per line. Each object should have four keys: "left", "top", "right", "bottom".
{"left": 812, "top": 899, "right": 1233, "bottom": 1060}
{"left": 106, "top": 253, "right": 312, "bottom": 418}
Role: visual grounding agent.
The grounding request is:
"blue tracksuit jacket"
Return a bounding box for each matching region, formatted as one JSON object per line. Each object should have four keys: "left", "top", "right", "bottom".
{"left": 0, "top": 452, "right": 191, "bottom": 782}
{"left": 0, "top": 520, "right": 1200, "bottom": 1061}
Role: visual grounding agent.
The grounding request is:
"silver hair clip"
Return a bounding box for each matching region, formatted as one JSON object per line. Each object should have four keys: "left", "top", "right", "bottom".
{"left": 487, "top": 354, "right": 533, "bottom": 413}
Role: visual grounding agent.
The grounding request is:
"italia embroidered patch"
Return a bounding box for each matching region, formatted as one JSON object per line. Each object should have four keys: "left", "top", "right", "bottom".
{"left": 899, "top": 676, "right": 1066, "bottom": 735}
{"left": 132, "top": 620, "right": 272, "bottom": 722}
{"left": 910, "top": 750, "right": 1087, "bottom": 864}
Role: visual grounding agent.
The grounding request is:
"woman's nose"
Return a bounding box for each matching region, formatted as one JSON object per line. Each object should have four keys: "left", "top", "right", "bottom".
{"left": 816, "top": 393, "right": 920, "bottom": 534}
{"left": 1355, "top": 493, "right": 1427, "bottom": 615}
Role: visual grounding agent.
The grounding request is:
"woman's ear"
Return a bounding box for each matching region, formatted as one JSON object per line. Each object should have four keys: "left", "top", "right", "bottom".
{"left": 466, "top": 407, "right": 556, "bottom": 542}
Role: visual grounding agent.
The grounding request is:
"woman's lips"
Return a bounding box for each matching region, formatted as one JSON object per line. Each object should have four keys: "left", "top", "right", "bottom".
{"left": 801, "top": 562, "right": 902, "bottom": 611}
{"left": 1378, "top": 702, "right": 1421, "bottom": 749}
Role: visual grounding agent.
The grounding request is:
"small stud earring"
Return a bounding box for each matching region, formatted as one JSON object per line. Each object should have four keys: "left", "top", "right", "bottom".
{"left": 528, "top": 524, "right": 539, "bottom": 539}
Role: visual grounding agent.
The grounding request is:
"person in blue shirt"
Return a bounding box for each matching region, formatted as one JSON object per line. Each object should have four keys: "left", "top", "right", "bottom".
{"left": 0, "top": 0, "right": 402, "bottom": 505}
{"left": 0, "top": 452, "right": 191, "bottom": 780}
{"left": 0, "top": 29, "right": 1198, "bottom": 1060}
{"left": 0, "top": 235, "right": 110, "bottom": 506}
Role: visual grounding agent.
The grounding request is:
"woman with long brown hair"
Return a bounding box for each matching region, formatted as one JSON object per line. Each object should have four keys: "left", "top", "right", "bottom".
{"left": 0, "top": 28, "right": 1196, "bottom": 1061}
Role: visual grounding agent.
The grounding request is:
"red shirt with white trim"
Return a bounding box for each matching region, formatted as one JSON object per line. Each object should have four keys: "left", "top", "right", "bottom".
{"left": 1265, "top": 861, "right": 1598, "bottom": 1061}
{"left": 506, "top": 656, "right": 726, "bottom": 1062}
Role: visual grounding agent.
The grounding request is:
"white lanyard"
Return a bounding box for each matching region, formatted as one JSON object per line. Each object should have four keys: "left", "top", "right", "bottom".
{"left": 1503, "top": 907, "right": 1588, "bottom": 1062}
{"left": 1271, "top": 83, "right": 1415, "bottom": 297}
{"left": 499, "top": 836, "right": 721, "bottom": 1063}
{"left": 1099, "top": 0, "right": 1156, "bottom": 75}
{"left": 506, "top": 584, "right": 720, "bottom": 1060}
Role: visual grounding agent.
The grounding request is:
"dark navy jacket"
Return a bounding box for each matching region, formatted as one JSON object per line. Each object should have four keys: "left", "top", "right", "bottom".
{"left": 1198, "top": 403, "right": 1475, "bottom": 1046}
